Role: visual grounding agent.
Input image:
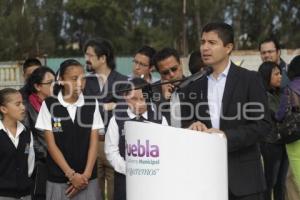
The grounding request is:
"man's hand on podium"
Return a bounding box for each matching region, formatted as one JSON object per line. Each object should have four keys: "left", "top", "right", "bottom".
{"left": 205, "top": 128, "right": 226, "bottom": 138}
{"left": 188, "top": 121, "right": 208, "bottom": 131}
{"left": 188, "top": 122, "right": 226, "bottom": 138}
{"left": 205, "top": 128, "right": 224, "bottom": 134}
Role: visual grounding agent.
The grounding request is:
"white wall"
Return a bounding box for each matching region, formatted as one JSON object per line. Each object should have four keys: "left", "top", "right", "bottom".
{"left": 0, "top": 63, "right": 22, "bottom": 89}
{"left": 1, "top": 49, "right": 299, "bottom": 88}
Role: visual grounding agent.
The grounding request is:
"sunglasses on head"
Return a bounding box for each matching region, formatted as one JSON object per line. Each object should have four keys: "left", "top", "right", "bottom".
{"left": 160, "top": 66, "right": 178, "bottom": 76}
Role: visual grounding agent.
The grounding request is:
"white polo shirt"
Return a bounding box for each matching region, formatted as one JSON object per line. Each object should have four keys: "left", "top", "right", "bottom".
{"left": 35, "top": 91, "right": 104, "bottom": 132}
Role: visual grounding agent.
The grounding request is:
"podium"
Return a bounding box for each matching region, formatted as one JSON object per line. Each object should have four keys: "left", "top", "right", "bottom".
{"left": 125, "top": 121, "right": 228, "bottom": 200}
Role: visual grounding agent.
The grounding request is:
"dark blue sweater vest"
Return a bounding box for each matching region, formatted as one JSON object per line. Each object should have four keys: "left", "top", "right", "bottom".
{"left": 0, "top": 127, "right": 31, "bottom": 198}
{"left": 44, "top": 97, "right": 97, "bottom": 183}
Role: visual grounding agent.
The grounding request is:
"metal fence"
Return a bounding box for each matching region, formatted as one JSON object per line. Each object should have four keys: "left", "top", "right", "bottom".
{"left": 0, "top": 62, "right": 23, "bottom": 89}
{"left": 1, "top": 49, "right": 299, "bottom": 90}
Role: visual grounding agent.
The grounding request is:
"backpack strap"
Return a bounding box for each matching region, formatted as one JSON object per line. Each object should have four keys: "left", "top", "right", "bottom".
{"left": 287, "top": 86, "right": 300, "bottom": 111}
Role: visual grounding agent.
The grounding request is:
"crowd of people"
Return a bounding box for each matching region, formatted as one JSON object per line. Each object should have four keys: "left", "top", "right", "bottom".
{"left": 0, "top": 22, "right": 300, "bottom": 200}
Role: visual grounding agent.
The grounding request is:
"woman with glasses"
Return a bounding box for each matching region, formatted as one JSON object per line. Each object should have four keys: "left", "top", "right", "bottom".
{"left": 24, "top": 66, "right": 55, "bottom": 200}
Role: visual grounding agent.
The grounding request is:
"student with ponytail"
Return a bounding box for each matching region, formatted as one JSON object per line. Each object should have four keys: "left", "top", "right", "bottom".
{"left": 0, "top": 88, "right": 35, "bottom": 200}
{"left": 35, "top": 59, "right": 104, "bottom": 200}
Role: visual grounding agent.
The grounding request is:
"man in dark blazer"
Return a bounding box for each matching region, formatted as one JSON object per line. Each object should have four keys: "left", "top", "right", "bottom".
{"left": 181, "top": 22, "right": 271, "bottom": 200}
{"left": 151, "top": 47, "right": 184, "bottom": 126}
{"left": 83, "top": 38, "right": 128, "bottom": 200}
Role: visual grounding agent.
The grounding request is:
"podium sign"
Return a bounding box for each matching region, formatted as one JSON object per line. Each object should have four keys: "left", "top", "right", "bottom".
{"left": 125, "top": 121, "right": 228, "bottom": 200}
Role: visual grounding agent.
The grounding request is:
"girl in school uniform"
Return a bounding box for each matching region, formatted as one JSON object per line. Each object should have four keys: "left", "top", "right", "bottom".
{"left": 0, "top": 88, "right": 35, "bottom": 200}
{"left": 35, "top": 59, "right": 104, "bottom": 200}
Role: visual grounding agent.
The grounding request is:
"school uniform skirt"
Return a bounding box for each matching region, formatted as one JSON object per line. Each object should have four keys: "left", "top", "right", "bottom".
{"left": 46, "top": 179, "right": 101, "bottom": 200}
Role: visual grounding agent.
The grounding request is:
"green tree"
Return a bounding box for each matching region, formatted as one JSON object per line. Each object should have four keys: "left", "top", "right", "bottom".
{"left": 0, "top": 0, "right": 299, "bottom": 61}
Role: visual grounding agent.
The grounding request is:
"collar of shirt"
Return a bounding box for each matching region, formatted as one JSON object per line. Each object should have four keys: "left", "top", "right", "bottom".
{"left": 127, "top": 108, "right": 148, "bottom": 120}
{"left": 206, "top": 61, "right": 231, "bottom": 129}
{"left": 208, "top": 60, "right": 231, "bottom": 81}
{"left": 279, "top": 58, "right": 287, "bottom": 71}
{"left": 129, "top": 74, "right": 160, "bottom": 84}
{"left": 0, "top": 120, "right": 26, "bottom": 147}
{"left": 57, "top": 91, "right": 85, "bottom": 108}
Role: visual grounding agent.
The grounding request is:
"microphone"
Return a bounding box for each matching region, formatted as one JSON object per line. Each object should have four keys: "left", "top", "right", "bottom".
{"left": 177, "top": 66, "right": 213, "bottom": 89}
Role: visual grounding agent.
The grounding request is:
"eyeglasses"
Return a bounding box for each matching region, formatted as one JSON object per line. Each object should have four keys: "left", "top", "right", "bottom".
{"left": 132, "top": 59, "right": 149, "bottom": 68}
{"left": 261, "top": 49, "right": 277, "bottom": 55}
{"left": 160, "top": 66, "right": 179, "bottom": 76}
{"left": 40, "top": 80, "right": 55, "bottom": 85}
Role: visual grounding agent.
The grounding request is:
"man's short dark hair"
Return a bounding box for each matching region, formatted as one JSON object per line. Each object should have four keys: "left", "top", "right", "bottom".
{"left": 153, "top": 48, "right": 180, "bottom": 71}
{"left": 258, "top": 37, "right": 281, "bottom": 51}
{"left": 83, "top": 38, "right": 116, "bottom": 70}
{"left": 22, "top": 58, "right": 42, "bottom": 72}
{"left": 202, "top": 22, "right": 234, "bottom": 46}
{"left": 135, "top": 46, "right": 156, "bottom": 66}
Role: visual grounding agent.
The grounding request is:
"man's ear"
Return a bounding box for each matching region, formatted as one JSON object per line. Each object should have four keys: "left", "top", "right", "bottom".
{"left": 99, "top": 55, "right": 107, "bottom": 64}
{"left": 225, "top": 43, "right": 234, "bottom": 55}
{"left": 123, "top": 93, "right": 129, "bottom": 100}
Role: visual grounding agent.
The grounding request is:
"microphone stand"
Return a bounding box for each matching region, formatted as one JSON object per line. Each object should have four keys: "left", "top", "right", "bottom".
{"left": 116, "top": 66, "right": 212, "bottom": 103}
{"left": 114, "top": 79, "right": 183, "bottom": 121}
{"left": 116, "top": 78, "right": 182, "bottom": 101}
